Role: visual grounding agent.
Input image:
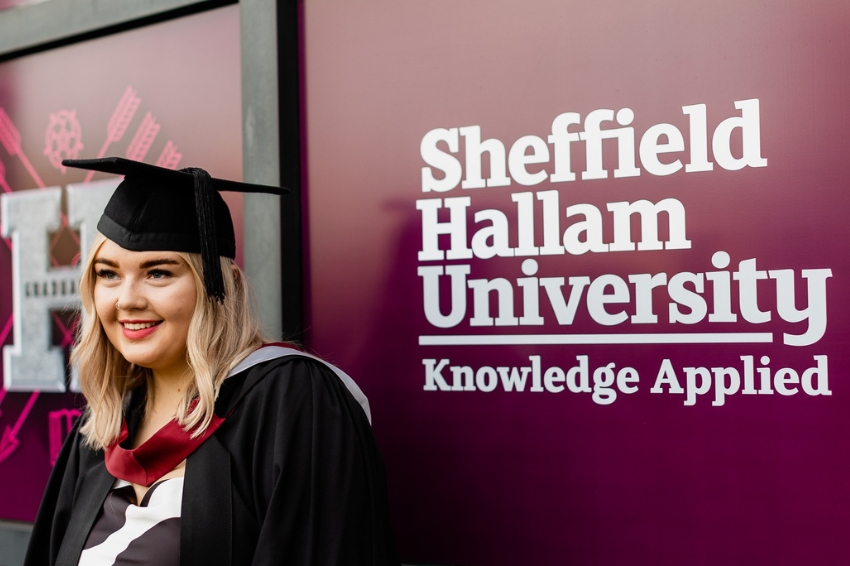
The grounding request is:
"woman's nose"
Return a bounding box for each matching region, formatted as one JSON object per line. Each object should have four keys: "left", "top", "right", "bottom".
{"left": 114, "top": 282, "right": 147, "bottom": 311}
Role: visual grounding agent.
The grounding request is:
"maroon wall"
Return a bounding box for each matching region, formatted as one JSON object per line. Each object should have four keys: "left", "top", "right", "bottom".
{"left": 303, "top": 1, "right": 850, "bottom": 564}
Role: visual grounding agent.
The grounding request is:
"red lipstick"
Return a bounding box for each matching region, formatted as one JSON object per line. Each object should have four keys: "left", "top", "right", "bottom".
{"left": 120, "top": 320, "right": 162, "bottom": 340}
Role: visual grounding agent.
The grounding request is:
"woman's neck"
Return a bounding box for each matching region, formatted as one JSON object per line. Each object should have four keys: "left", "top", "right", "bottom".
{"left": 149, "top": 366, "right": 190, "bottom": 405}
{"left": 135, "top": 370, "right": 191, "bottom": 446}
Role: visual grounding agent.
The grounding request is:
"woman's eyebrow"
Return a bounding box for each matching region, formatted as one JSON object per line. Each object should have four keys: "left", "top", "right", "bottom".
{"left": 92, "top": 258, "right": 182, "bottom": 269}
{"left": 139, "top": 258, "right": 182, "bottom": 269}
{"left": 93, "top": 258, "right": 118, "bottom": 267}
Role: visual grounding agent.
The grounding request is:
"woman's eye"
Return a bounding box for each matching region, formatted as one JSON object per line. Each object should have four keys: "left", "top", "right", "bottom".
{"left": 149, "top": 269, "right": 172, "bottom": 279}
{"left": 95, "top": 269, "right": 117, "bottom": 280}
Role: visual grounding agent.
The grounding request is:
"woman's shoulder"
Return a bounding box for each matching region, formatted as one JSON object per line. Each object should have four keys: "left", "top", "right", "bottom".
{"left": 231, "top": 345, "right": 341, "bottom": 393}
{"left": 218, "top": 346, "right": 371, "bottom": 423}
{"left": 243, "top": 352, "right": 338, "bottom": 396}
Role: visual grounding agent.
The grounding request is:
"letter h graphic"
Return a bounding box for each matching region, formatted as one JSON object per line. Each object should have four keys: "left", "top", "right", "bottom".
{"left": 0, "top": 180, "right": 117, "bottom": 391}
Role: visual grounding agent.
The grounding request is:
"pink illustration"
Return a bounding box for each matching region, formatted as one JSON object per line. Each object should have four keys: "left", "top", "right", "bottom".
{"left": 0, "top": 107, "right": 45, "bottom": 188}
{"left": 48, "top": 409, "right": 81, "bottom": 466}
{"left": 0, "top": 315, "right": 14, "bottom": 348}
{"left": 43, "top": 109, "right": 84, "bottom": 173}
{"left": 125, "top": 112, "right": 160, "bottom": 162}
{"left": 0, "top": 391, "right": 39, "bottom": 463}
{"left": 0, "top": 388, "right": 6, "bottom": 420}
{"left": 0, "top": 159, "right": 12, "bottom": 193}
{"left": 47, "top": 215, "right": 81, "bottom": 268}
{"left": 155, "top": 141, "right": 182, "bottom": 170}
{"left": 51, "top": 312, "right": 77, "bottom": 348}
{"left": 0, "top": 107, "right": 79, "bottom": 260}
{"left": 85, "top": 86, "right": 140, "bottom": 183}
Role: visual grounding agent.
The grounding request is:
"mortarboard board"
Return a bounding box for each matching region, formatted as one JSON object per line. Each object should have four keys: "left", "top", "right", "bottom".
{"left": 62, "top": 157, "right": 287, "bottom": 302}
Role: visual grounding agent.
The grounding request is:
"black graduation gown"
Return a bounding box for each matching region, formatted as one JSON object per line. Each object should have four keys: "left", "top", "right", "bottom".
{"left": 24, "top": 355, "right": 399, "bottom": 566}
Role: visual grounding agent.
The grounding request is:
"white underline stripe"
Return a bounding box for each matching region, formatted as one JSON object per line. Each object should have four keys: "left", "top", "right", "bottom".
{"left": 418, "top": 333, "right": 773, "bottom": 345}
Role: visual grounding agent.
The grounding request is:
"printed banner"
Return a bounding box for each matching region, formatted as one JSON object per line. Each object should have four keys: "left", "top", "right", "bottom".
{"left": 0, "top": 5, "right": 241, "bottom": 522}
{"left": 303, "top": 1, "right": 850, "bottom": 564}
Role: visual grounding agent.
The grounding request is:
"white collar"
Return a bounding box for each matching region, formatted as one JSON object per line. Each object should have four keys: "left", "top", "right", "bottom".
{"left": 228, "top": 345, "right": 372, "bottom": 424}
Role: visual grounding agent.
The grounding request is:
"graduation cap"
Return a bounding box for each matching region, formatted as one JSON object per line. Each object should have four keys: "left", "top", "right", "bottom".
{"left": 62, "top": 157, "right": 287, "bottom": 302}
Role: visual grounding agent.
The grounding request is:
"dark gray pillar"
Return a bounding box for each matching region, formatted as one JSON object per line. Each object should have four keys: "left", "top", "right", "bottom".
{"left": 240, "top": 0, "right": 303, "bottom": 343}
{"left": 240, "top": 0, "right": 283, "bottom": 339}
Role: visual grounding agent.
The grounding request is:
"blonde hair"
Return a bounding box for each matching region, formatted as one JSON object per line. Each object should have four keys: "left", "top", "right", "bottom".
{"left": 74, "top": 233, "right": 266, "bottom": 450}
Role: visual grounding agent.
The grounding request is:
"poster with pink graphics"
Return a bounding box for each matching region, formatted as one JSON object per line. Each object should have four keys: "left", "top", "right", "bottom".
{"left": 0, "top": 5, "right": 242, "bottom": 522}
{"left": 303, "top": 1, "right": 850, "bottom": 565}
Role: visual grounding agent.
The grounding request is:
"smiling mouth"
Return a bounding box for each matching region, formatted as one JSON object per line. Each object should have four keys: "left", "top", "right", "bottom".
{"left": 122, "top": 321, "right": 162, "bottom": 330}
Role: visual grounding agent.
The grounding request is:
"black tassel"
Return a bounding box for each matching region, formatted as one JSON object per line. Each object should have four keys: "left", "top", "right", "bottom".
{"left": 185, "top": 167, "right": 225, "bottom": 302}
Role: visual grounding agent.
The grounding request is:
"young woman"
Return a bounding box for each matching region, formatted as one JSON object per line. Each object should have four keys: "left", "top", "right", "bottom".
{"left": 24, "top": 158, "right": 398, "bottom": 566}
